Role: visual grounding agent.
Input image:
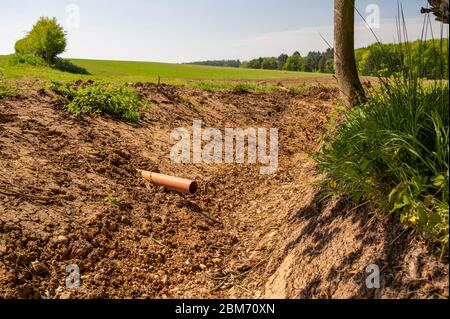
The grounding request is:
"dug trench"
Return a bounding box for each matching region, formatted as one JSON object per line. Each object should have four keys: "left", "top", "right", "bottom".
{"left": 0, "top": 80, "right": 448, "bottom": 299}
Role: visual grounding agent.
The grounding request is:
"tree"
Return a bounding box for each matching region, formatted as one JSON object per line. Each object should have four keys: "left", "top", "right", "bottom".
{"left": 15, "top": 17, "right": 67, "bottom": 64}
{"left": 278, "top": 54, "right": 288, "bottom": 70}
{"left": 261, "top": 57, "right": 278, "bottom": 70}
{"left": 283, "top": 55, "right": 303, "bottom": 71}
{"left": 247, "top": 58, "right": 262, "bottom": 69}
{"left": 334, "top": 0, "right": 366, "bottom": 106}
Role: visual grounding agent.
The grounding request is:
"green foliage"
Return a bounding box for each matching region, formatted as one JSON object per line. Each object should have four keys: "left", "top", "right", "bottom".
{"left": 283, "top": 55, "right": 304, "bottom": 71}
{"left": 186, "top": 60, "right": 241, "bottom": 68}
{"left": 14, "top": 37, "right": 33, "bottom": 55}
{"left": 49, "top": 82, "right": 142, "bottom": 122}
{"left": 105, "top": 195, "right": 120, "bottom": 205}
{"left": 8, "top": 53, "right": 47, "bottom": 67}
{"left": 0, "top": 72, "right": 15, "bottom": 99}
{"left": 15, "top": 17, "right": 67, "bottom": 64}
{"left": 355, "top": 39, "right": 449, "bottom": 79}
{"left": 245, "top": 49, "right": 334, "bottom": 73}
{"left": 246, "top": 58, "right": 263, "bottom": 69}
{"left": 0, "top": 82, "right": 14, "bottom": 100}
{"left": 194, "top": 81, "right": 278, "bottom": 93}
{"left": 261, "top": 57, "right": 279, "bottom": 70}
{"left": 8, "top": 53, "right": 89, "bottom": 75}
{"left": 308, "top": 49, "right": 334, "bottom": 73}
{"left": 315, "top": 78, "right": 449, "bottom": 252}
{"left": 277, "top": 54, "right": 289, "bottom": 70}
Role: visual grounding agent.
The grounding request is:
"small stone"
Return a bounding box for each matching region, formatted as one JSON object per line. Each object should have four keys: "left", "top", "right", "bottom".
{"left": 31, "top": 260, "right": 49, "bottom": 275}
{"left": 60, "top": 291, "right": 72, "bottom": 299}
{"left": 0, "top": 243, "right": 7, "bottom": 256}
{"left": 107, "top": 222, "right": 118, "bottom": 232}
{"left": 424, "top": 283, "right": 434, "bottom": 291}
{"left": 120, "top": 215, "right": 130, "bottom": 224}
{"left": 63, "top": 195, "right": 76, "bottom": 202}
{"left": 55, "top": 235, "right": 69, "bottom": 244}
{"left": 199, "top": 264, "right": 207, "bottom": 270}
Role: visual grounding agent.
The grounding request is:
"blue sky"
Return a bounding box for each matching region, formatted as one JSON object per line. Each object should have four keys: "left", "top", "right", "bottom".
{"left": 0, "top": 0, "right": 447, "bottom": 62}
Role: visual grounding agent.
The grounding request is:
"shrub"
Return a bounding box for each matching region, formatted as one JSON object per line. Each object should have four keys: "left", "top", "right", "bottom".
{"left": 15, "top": 17, "right": 67, "bottom": 64}
{"left": 0, "top": 73, "right": 15, "bottom": 99}
{"left": 0, "top": 82, "right": 14, "bottom": 100}
{"left": 195, "top": 81, "right": 278, "bottom": 94}
{"left": 8, "top": 54, "right": 89, "bottom": 75}
{"left": 0, "top": 82, "right": 16, "bottom": 99}
{"left": 315, "top": 77, "right": 449, "bottom": 253}
{"left": 14, "top": 37, "right": 34, "bottom": 55}
{"left": 49, "top": 82, "right": 142, "bottom": 122}
{"left": 8, "top": 53, "right": 47, "bottom": 67}
{"left": 105, "top": 195, "right": 120, "bottom": 205}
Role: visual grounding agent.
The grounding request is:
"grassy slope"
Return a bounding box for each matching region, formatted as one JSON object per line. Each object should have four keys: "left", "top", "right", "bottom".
{"left": 0, "top": 55, "right": 330, "bottom": 83}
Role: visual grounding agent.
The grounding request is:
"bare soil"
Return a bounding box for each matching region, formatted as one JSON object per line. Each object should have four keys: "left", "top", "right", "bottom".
{"left": 0, "top": 79, "right": 448, "bottom": 299}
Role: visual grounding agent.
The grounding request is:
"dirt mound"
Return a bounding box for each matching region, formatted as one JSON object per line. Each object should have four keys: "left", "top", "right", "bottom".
{"left": 0, "top": 81, "right": 447, "bottom": 299}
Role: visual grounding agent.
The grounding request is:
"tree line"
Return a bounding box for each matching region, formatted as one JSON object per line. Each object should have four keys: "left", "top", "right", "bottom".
{"left": 186, "top": 60, "right": 241, "bottom": 68}
{"left": 243, "top": 49, "right": 334, "bottom": 73}
{"left": 186, "top": 38, "right": 448, "bottom": 80}
{"left": 186, "top": 49, "right": 334, "bottom": 73}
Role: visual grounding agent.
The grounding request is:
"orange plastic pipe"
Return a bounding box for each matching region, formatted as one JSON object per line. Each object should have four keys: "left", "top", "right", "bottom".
{"left": 141, "top": 171, "right": 198, "bottom": 194}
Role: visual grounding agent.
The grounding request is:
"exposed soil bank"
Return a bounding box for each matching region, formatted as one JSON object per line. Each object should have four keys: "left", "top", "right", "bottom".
{"left": 0, "top": 80, "right": 447, "bottom": 299}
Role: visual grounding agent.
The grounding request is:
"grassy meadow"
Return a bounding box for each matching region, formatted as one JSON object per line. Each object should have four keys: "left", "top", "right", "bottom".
{"left": 0, "top": 54, "right": 330, "bottom": 84}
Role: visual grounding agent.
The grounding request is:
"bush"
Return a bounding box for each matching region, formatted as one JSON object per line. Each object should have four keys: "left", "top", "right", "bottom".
{"left": 14, "top": 37, "right": 34, "bottom": 55}
{"left": 8, "top": 54, "right": 89, "bottom": 75}
{"left": 194, "top": 81, "right": 278, "bottom": 94}
{"left": 15, "top": 17, "right": 67, "bottom": 64}
{"left": 8, "top": 53, "right": 47, "bottom": 67}
{"left": 49, "top": 82, "right": 142, "bottom": 122}
{"left": 315, "top": 77, "right": 449, "bottom": 253}
{"left": 0, "top": 81, "right": 15, "bottom": 100}
{"left": 0, "top": 72, "right": 15, "bottom": 99}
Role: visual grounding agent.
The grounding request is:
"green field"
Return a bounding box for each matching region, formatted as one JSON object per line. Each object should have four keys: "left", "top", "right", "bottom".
{"left": 0, "top": 54, "right": 330, "bottom": 83}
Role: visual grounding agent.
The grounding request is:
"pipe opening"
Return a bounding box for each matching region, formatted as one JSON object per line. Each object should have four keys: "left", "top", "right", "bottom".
{"left": 189, "top": 181, "right": 199, "bottom": 194}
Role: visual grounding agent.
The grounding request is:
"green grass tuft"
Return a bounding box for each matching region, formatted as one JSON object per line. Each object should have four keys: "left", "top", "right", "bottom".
{"left": 315, "top": 78, "right": 449, "bottom": 253}
{"left": 0, "top": 71, "right": 16, "bottom": 99}
{"left": 105, "top": 195, "right": 120, "bottom": 205}
{"left": 49, "top": 81, "right": 142, "bottom": 122}
{"left": 193, "top": 81, "right": 279, "bottom": 93}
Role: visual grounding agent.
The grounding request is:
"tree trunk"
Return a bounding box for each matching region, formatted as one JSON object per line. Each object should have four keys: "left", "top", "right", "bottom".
{"left": 334, "top": 0, "right": 366, "bottom": 106}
